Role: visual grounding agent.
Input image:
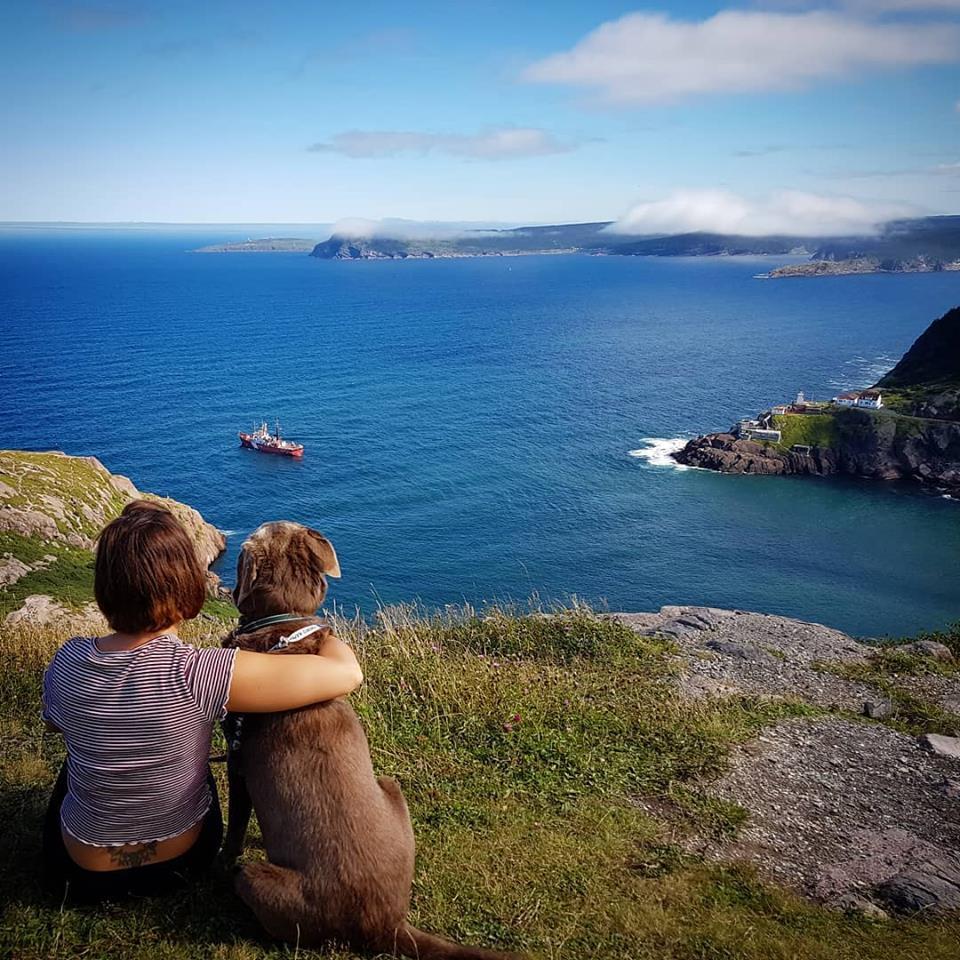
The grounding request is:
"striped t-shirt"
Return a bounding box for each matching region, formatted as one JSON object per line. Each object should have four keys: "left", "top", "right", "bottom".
{"left": 42, "top": 634, "right": 237, "bottom": 847}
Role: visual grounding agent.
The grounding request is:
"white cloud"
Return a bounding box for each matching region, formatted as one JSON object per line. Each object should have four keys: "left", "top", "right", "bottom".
{"left": 522, "top": 10, "right": 960, "bottom": 104}
{"left": 308, "top": 126, "right": 576, "bottom": 160}
{"left": 608, "top": 189, "right": 915, "bottom": 236}
{"left": 327, "top": 218, "right": 510, "bottom": 240}
{"left": 838, "top": 1, "right": 960, "bottom": 9}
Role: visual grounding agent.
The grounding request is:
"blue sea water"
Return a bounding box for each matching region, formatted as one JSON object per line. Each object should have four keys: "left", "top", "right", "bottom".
{"left": 1, "top": 226, "right": 959, "bottom": 637}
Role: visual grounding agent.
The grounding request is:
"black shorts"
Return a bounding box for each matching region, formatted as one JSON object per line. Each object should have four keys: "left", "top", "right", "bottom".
{"left": 42, "top": 762, "right": 223, "bottom": 905}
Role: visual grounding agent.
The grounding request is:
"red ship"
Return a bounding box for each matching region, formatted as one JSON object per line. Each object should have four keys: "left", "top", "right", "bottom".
{"left": 239, "top": 421, "right": 304, "bottom": 458}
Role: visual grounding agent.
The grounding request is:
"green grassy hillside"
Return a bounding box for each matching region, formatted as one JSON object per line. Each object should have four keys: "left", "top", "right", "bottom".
{"left": 2, "top": 607, "right": 958, "bottom": 960}
{"left": 0, "top": 450, "right": 226, "bottom": 622}
{"left": 877, "top": 307, "right": 960, "bottom": 420}
{"left": 771, "top": 413, "right": 839, "bottom": 449}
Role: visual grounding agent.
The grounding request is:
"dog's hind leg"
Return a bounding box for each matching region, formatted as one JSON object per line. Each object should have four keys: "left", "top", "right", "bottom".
{"left": 235, "top": 862, "right": 313, "bottom": 945}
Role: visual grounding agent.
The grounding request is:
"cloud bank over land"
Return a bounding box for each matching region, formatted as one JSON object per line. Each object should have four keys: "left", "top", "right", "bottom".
{"left": 326, "top": 218, "right": 513, "bottom": 240}
{"left": 523, "top": 10, "right": 960, "bottom": 104}
{"left": 308, "top": 127, "right": 576, "bottom": 160}
{"left": 608, "top": 189, "right": 915, "bottom": 237}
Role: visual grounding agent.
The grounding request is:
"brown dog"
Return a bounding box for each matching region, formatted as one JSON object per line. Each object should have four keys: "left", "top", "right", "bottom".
{"left": 222, "top": 521, "right": 520, "bottom": 959}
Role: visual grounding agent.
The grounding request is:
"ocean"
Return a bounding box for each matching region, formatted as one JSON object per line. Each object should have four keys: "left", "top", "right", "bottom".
{"left": 1, "top": 226, "right": 958, "bottom": 637}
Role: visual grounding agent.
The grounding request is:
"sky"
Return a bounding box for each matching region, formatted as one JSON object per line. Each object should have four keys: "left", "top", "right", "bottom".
{"left": 2, "top": 0, "right": 960, "bottom": 233}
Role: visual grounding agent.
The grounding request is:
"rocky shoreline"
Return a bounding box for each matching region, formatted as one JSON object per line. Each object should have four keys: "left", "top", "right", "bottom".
{"left": 673, "top": 417, "right": 960, "bottom": 497}
{"left": 770, "top": 257, "right": 960, "bottom": 279}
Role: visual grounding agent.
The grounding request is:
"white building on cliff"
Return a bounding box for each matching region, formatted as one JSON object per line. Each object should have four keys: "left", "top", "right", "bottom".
{"left": 833, "top": 389, "right": 883, "bottom": 410}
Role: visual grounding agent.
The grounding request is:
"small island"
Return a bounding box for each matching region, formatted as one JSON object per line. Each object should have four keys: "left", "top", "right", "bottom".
{"left": 674, "top": 306, "right": 960, "bottom": 496}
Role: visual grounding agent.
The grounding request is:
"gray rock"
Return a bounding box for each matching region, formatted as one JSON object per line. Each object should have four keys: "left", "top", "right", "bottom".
{"left": 921, "top": 733, "right": 960, "bottom": 759}
{"left": 705, "top": 638, "right": 776, "bottom": 662}
{"left": 899, "top": 640, "right": 954, "bottom": 662}
{"left": 837, "top": 894, "right": 889, "bottom": 920}
{"left": 0, "top": 556, "right": 30, "bottom": 588}
{"left": 641, "top": 606, "right": 737, "bottom": 639}
{"left": 863, "top": 700, "right": 894, "bottom": 719}
{"left": 873, "top": 854, "right": 960, "bottom": 914}
{"left": 937, "top": 777, "right": 960, "bottom": 799}
{"left": 614, "top": 606, "right": 872, "bottom": 710}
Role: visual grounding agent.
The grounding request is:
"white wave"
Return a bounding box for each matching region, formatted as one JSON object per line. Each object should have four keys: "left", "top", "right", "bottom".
{"left": 219, "top": 529, "right": 239, "bottom": 536}
{"left": 628, "top": 437, "right": 690, "bottom": 470}
{"left": 836, "top": 353, "right": 898, "bottom": 388}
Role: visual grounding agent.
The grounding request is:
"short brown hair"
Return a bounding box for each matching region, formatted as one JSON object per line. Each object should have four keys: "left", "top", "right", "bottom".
{"left": 95, "top": 500, "right": 207, "bottom": 634}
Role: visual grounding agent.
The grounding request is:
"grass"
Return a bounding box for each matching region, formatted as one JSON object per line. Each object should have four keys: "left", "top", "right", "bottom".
{"left": 2, "top": 605, "right": 959, "bottom": 959}
{"left": 879, "top": 384, "right": 960, "bottom": 422}
{"left": 771, "top": 413, "right": 839, "bottom": 451}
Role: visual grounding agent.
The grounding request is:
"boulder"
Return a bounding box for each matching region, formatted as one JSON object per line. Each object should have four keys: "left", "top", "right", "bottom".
{"left": 872, "top": 854, "right": 960, "bottom": 914}
{"left": 920, "top": 734, "right": 960, "bottom": 759}
{"left": 898, "top": 640, "right": 954, "bottom": 662}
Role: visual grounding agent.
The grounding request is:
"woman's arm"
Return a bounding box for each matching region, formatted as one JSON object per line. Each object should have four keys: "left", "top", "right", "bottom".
{"left": 226, "top": 633, "right": 363, "bottom": 713}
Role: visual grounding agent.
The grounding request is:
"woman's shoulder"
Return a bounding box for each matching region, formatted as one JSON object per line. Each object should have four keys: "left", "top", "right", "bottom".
{"left": 47, "top": 635, "right": 95, "bottom": 662}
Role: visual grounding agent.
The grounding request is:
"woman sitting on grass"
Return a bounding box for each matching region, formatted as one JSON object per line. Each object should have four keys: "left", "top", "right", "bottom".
{"left": 41, "top": 500, "right": 362, "bottom": 904}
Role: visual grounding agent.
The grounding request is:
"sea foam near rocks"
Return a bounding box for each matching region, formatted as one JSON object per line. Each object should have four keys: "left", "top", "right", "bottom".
{"left": 629, "top": 438, "right": 690, "bottom": 470}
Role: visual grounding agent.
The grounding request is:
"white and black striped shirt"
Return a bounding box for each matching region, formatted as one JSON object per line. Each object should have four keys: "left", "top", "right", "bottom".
{"left": 42, "top": 635, "right": 237, "bottom": 847}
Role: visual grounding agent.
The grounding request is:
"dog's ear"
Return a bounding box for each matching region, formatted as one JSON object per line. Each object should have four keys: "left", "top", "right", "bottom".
{"left": 305, "top": 529, "right": 341, "bottom": 579}
{"left": 233, "top": 540, "right": 259, "bottom": 609}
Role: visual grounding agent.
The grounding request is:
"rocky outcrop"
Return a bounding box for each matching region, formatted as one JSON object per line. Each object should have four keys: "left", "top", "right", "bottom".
{"left": 770, "top": 257, "right": 960, "bottom": 278}
{"left": 676, "top": 307, "right": 960, "bottom": 492}
{"left": 613, "top": 605, "right": 873, "bottom": 709}
{"left": 617, "top": 605, "right": 960, "bottom": 916}
{"left": 0, "top": 451, "right": 227, "bottom": 611}
{"left": 675, "top": 408, "right": 960, "bottom": 495}
{"left": 705, "top": 719, "right": 960, "bottom": 916}
{"left": 674, "top": 432, "right": 833, "bottom": 476}
{"left": 675, "top": 410, "right": 960, "bottom": 495}
{"left": 4, "top": 593, "right": 104, "bottom": 629}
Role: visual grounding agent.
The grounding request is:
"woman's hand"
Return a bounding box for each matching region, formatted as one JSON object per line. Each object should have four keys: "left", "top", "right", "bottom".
{"left": 226, "top": 634, "right": 362, "bottom": 713}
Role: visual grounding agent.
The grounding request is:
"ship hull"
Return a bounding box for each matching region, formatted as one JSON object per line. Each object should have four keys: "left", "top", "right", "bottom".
{"left": 239, "top": 433, "right": 304, "bottom": 458}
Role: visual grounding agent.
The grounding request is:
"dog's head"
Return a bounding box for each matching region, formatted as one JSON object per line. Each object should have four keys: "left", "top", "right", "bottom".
{"left": 233, "top": 521, "right": 341, "bottom": 620}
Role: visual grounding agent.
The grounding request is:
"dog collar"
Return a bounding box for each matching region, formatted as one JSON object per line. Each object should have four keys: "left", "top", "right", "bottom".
{"left": 235, "top": 613, "right": 313, "bottom": 636}
{"left": 269, "top": 623, "right": 324, "bottom": 651}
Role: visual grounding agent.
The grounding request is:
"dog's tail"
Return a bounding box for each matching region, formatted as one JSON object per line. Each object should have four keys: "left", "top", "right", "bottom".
{"left": 391, "top": 923, "right": 523, "bottom": 960}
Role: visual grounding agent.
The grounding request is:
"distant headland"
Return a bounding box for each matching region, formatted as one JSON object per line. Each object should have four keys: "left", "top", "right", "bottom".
{"left": 673, "top": 306, "right": 960, "bottom": 495}
{"left": 193, "top": 216, "right": 960, "bottom": 277}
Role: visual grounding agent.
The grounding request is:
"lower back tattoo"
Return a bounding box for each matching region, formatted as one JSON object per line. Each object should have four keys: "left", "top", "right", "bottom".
{"left": 109, "top": 841, "right": 158, "bottom": 868}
